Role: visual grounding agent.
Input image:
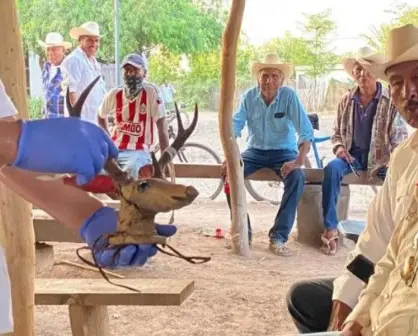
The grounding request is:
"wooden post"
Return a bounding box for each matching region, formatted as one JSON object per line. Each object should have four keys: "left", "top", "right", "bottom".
{"left": 68, "top": 305, "right": 111, "bottom": 336}
{"left": 218, "top": 0, "right": 249, "bottom": 256}
{"left": 0, "top": 1, "right": 36, "bottom": 335}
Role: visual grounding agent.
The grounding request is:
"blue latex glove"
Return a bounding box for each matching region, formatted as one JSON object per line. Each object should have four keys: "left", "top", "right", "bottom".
{"left": 80, "top": 206, "right": 177, "bottom": 268}
{"left": 11, "top": 118, "right": 118, "bottom": 185}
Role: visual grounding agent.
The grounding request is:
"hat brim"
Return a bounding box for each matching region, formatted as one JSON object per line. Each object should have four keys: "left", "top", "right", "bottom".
{"left": 251, "top": 62, "right": 293, "bottom": 81}
{"left": 69, "top": 27, "right": 102, "bottom": 40}
{"left": 342, "top": 54, "right": 385, "bottom": 79}
{"left": 369, "top": 44, "right": 418, "bottom": 83}
{"left": 120, "top": 61, "right": 144, "bottom": 69}
{"left": 38, "top": 40, "right": 72, "bottom": 50}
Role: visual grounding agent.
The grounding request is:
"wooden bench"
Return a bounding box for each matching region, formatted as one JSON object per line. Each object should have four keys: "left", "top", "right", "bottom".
{"left": 172, "top": 163, "right": 379, "bottom": 246}
{"left": 35, "top": 278, "right": 194, "bottom": 336}
{"left": 33, "top": 164, "right": 378, "bottom": 246}
{"left": 172, "top": 163, "right": 383, "bottom": 186}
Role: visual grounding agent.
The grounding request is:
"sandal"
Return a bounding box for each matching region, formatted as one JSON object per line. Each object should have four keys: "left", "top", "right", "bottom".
{"left": 319, "top": 231, "right": 339, "bottom": 256}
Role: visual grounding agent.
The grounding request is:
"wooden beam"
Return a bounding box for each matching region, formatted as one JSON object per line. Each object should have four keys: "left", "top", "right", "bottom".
{"left": 173, "top": 164, "right": 383, "bottom": 186}
{"left": 33, "top": 210, "right": 83, "bottom": 243}
{"left": 35, "top": 278, "right": 195, "bottom": 306}
{"left": 0, "top": 1, "right": 35, "bottom": 335}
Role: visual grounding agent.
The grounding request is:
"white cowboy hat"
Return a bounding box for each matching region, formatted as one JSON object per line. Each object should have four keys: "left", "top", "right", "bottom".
{"left": 250, "top": 53, "right": 293, "bottom": 80}
{"left": 371, "top": 24, "right": 418, "bottom": 83}
{"left": 342, "top": 46, "right": 385, "bottom": 79}
{"left": 69, "top": 21, "right": 102, "bottom": 40}
{"left": 38, "top": 32, "right": 71, "bottom": 50}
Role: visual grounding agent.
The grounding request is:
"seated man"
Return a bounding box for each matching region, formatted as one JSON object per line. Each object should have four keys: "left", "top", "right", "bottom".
{"left": 226, "top": 53, "right": 313, "bottom": 256}
{"left": 97, "top": 53, "right": 169, "bottom": 179}
{"left": 286, "top": 24, "right": 418, "bottom": 334}
{"left": 320, "top": 46, "right": 408, "bottom": 255}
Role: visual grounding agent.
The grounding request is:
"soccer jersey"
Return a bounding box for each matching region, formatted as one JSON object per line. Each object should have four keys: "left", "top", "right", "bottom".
{"left": 98, "top": 83, "right": 165, "bottom": 150}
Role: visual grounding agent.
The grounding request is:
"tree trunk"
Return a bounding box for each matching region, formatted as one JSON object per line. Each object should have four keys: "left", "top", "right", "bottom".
{"left": 218, "top": 0, "right": 249, "bottom": 256}
{"left": 0, "top": 1, "right": 36, "bottom": 335}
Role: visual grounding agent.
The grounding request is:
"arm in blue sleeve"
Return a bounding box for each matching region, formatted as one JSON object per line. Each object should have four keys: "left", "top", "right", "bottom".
{"left": 232, "top": 94, "right": 249, "bottom": 138}
{"left": 288, "top": 91, "right": 314, "bottom": 145}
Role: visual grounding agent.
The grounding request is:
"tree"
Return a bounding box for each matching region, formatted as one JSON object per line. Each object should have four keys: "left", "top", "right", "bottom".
{"left": 300, "top": 9, "right": 339, "bottom": 78}
{"left": 362, "top": 4, "right": 418, "bottom": 53}
{"left": 17, "top": 0, "right": 224, "bottom": 63}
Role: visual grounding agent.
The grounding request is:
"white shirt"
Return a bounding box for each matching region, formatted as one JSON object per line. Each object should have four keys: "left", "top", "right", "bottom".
{"left": 0, "top": 78, "right": 16, "bottom": 334}
{"left": 98, "top": 83, "right": 165, "bottom": 150}
{"left": 332, "top": 131, "right": 418, "bottom": 309}
{"left": 60, "top": 47, "right": 107, "bottom": 124}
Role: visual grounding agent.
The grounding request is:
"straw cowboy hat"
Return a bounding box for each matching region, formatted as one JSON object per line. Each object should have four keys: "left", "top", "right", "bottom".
{"left": 342, "top": 46, "right": 385, "bottom": 79}
{"left": 38, "top": 32, "right": 71, "bottom": 50}
{"left": 69, "top": 21, "right": 102, "bottom": 39}
{"left": 371, "top": 24, "right": 418, "bottom": 82}
{"left": 250, "top": 53, "right": 293, "bottom": 80}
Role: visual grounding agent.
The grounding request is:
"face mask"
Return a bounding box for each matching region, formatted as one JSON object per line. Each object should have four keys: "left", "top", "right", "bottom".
{"left": 123, "top": 74, "right": 144, "bottom": 100}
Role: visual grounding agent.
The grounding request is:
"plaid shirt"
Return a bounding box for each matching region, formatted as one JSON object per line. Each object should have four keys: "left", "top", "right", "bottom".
{"left": 331, "top": 85, "right": 408, "bottom": 177}
{"left": 41, "top": 62, "right": 64, "bottom": 118}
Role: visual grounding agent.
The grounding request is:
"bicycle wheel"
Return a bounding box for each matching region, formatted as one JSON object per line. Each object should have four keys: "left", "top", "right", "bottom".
{"left": 172, "top": 142, "right": 224, "bottom": 200}
{"left": 244, "top": 179, "right": 282, "bottom": 205}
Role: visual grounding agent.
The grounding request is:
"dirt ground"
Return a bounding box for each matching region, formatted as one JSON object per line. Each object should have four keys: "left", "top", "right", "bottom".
{"left": 35, "top": 113, "right": 379, "bottom": 335}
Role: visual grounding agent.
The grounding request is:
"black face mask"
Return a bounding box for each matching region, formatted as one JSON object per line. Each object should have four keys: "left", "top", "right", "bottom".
{"left": 123, "top": 74, "right": 144, "bottom": 100}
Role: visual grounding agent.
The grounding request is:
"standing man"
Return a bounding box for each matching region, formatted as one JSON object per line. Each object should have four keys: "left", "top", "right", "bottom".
{"left": 38, "top": 32, "right": 71, "bottom": 118}
{"left": 61, "top": 21, "right": 106, "bottom": 124}
{"left": 97, "top": 53, "right": 169, "bottom": 179}
{"left": 319, "top": 46, "right": 408, "bottom": 255}
{"left": 227, "top": 53, "right": 313, "bottom": 256}
{"left": 160, "top": 79, "right": 176, "bottom": 111}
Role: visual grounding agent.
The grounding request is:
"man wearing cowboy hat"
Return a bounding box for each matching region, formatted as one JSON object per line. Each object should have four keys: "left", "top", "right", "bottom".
{"left": 229, "top": 53, "right": 313, "bottom": 256}
{"left": 61, "top": 21, "right": 107, "bottom": 124}
{"left": 38, "top": 32, "right": 71, "bottom": 118}
{"left": 286, "top": 26, "right": 418, "bottom": 335}
{"left": 318, "top": 46, "right": 408, "bottom": 256}
{"left": 338, "top": 23, "right": 418, "bottom": 336}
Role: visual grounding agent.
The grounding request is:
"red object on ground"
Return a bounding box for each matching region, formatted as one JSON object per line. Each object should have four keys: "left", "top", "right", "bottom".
{"left": 215, "top": 228, "right": 224, "bottom": 239}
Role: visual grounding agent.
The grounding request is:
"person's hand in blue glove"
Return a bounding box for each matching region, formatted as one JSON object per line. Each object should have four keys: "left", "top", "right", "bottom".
{"left": 11, "top": 117, "right": 118, "bottom": 185}
{"left": 80, "top": 206, "right": 177, "bottom": 268}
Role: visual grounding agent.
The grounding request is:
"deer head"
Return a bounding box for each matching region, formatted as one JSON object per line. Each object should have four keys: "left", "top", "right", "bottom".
{"left": 66, "top": 77, "right": 199, "bottom": 215}
{"left": 119, "top": 102, "right": 199, "bottom": 214}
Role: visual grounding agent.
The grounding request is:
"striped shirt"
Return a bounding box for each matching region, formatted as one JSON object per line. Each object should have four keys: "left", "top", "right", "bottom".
{"left": 98, "top": 83, "right": 165, "bottom": 150}
{"left": 41, "top": 61, "right": 64, "bottom": 118}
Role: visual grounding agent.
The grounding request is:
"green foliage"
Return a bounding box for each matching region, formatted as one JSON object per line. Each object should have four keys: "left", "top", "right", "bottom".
{"left": 17, "top": 0, "right": 224, "bottom": 63}
{"left": 28, "top": 96, "right": 44, "bottom": 120}
{"left": 361, "top": 4, "right": 418, "bottom": 53}
{"left": 299, "top": 9, "right": 339, "bottom": 78}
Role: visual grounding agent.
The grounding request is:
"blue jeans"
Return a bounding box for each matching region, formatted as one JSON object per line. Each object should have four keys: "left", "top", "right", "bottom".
{"left": 322, "top": 150, "right": 387, "bottom": 230}
{"left": 240, "top": 148, "right": 305, "bottom": 244}
{"left": 101, "top": 150, "right": 152, "bottom": 179}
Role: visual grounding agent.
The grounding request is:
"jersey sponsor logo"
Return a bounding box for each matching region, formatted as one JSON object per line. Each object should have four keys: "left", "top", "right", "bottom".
{"left": 139, "top": 103, "right": 147, "bottom": 114}
{"left": 117, "top": 121, "right": 144, "bottom": 136}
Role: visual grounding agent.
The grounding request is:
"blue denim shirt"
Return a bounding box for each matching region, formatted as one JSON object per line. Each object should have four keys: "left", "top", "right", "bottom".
{"left": 42, "top": 62, "right": 64, "bottom": 118}
{"left": 233, "top": 86, "right": 314, "bottom": 151}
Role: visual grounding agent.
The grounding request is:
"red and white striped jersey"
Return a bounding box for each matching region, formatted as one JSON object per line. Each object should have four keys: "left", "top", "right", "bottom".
{"left": 98, "top": 83, "right": 165, "bottom": 150}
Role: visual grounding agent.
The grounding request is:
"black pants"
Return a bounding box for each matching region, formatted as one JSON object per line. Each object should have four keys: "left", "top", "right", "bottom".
{"left": 286, "top": 278, "right": 335, "bottom": 333}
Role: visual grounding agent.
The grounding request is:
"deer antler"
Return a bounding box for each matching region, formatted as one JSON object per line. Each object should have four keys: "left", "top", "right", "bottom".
{"left": 64, "top": 76, "right": 132, "bottom": 187}
{"left": 66, "top": 75, "right": 102, "bottom": 117}
{"left": 155, "top": 102, "right": 198, "bottom": 174}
